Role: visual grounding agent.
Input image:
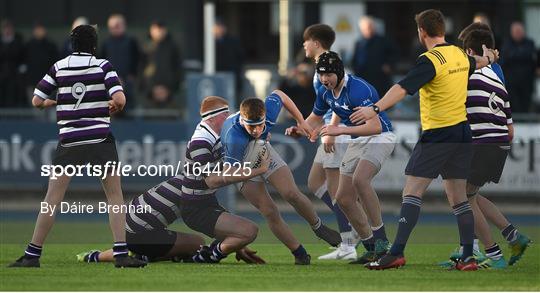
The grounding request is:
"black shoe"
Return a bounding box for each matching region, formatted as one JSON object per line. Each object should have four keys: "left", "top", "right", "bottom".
{"left": 114, "top": 255, "right": 147, "bottom": 268}
{"left": 295, "top": 254, "right": 311, "bottom": 265}
{"left": 172, "top": 255, "right": 195, "bottom": 263}
{"left": 314, "top": 224, "right": 341, "bottom": 247}
{"left": 349, "top": 251, "right": 377, "bottom": 265}
{"left": 365, "top": 253, "right": 406, "bottom": 270}
{"left": 192, "top": 245, "right": 220, "bottom": 263}
{"left": 8, "top": 256, "right": 40, "bottom": 268}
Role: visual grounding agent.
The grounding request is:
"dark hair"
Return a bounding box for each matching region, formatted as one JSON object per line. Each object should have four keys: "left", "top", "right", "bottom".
{"left": 458, "top": 22, "right": 491, "bottom": 42}
{"left": 71, "top": 25, "right": 97, "bottom": 54}
{"left": 303, "top": 24, "right": 335, "bottom": 50}
{"left": 415, "top": 9, "right": 445, "bottom": 37}
{"left": 240, "top": 98, "right": 265, "bottom": 121}
{"left": 462, "top": 29, "right": 495, "bottom": 55}
{"left": 151, "top": 20, "right": 167, "bottom": 28}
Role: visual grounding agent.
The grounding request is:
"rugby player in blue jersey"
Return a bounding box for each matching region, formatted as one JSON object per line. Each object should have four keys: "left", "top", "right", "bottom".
{"left": 289, "top": 51, "right": 396, "bottom": 264}
{"left": 301, "top": 24, "right": 360, "bottom": 260}
{"left": 221, "top": 89, "right": 341, "bottom": 265}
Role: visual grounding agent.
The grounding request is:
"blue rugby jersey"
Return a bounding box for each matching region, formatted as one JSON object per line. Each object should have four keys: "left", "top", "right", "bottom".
{"left": 34, "top": 52, "right": 123, "bottom": 147}
{"left": 312, "top": 74, "right": 393, "bottom": 136}
{"left": 221, "top": 92, "right": 283, "bottom": 164}
{"left": 313, "top": 70, "right": 333, "bottom": 123}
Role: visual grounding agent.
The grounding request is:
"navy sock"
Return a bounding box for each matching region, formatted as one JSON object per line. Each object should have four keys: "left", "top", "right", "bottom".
{"left": 485, "top": 243, "right": 503, "bottom": 260}
{"left": 333, "top": 205, "right": 352, "bottom": 233}
{"left": 24, "top": 243, "right": 42, "bottom": 259}
{"left": 210, "top": 241, "right": 227, "bottom": 262}
{"left": 389, "top": 195, "right": 422, "bottom": 256}
{"left": 113, "top": 242, "right": 128, "bottom": 258}
{"left": 372, "top": 224, "right": 388, "bottom": 241}
{"left": 88, "top": 251, "right": 100, "bottom": 262}
{"left": 361, "top": 236, "right": 375, "bottom": 251}
{"left": 501, "top": 224, "right": 518, "bottom": 243}
{"left": 453, "top": 201, "right": 474, "bottom": 261}
{"left": 292, "top": 244, "right": 308, "bottom": 258}
{"left": 320, "top": 192, "right": 334, "bottom": 210}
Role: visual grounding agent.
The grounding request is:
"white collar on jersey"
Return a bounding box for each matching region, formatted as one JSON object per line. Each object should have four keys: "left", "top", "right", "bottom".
{"left": 72, "top": 52, "right": 93, "bottom": 56}
{"left": 199, "top": 121, "right": 219, "bottom": 139}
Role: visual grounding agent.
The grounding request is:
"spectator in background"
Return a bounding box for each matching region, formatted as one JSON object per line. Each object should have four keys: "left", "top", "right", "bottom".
{"left": 501, "top": 21, "right": 537, "bottom": 113}
{"left": 100, "top": 14, "right": 140, "bottom": 113}
{"left": 214, "top": 19, "right": 244, "bottom": 97}
{"left": 142, "top": 20, "right": 183, "bottom": 107}
{"left": 351, "top": 16, "right": 398, "bottom": 96}
{"left": 472, "top": 12, "right": 502, "bottom": 50}
{"left": 278, "top": 62, "right": 316, "bottom": 118}
{"left": 24, "top": 22, "right": 58, "bottom": 97}
{"left": 61, "top": 17, "right": 89, "bottom": 58}
{"left": 0, "top": 19, "right": 25, "bottom": 107}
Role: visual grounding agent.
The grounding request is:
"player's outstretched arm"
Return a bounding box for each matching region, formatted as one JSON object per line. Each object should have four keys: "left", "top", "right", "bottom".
{"left": 285, "top": 112, "right": 324, "bottom": 141}
{"left": 272, "top": 89, "right": 316, "bottom": 139}
{"left": 321, "top": 114, "right": 381, "bottom": 137}
{"left": 272, "top": 89, "right": 304, "bottom": 123}
{"left": 349, "top": 84, "right": 407, "bottom": 124}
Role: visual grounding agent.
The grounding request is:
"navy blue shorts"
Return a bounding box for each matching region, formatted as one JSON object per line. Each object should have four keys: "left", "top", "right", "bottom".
{"left": 180, "top": 197, "right": 227, "bottom": 238}
{"left": 468, "top": 144, "right": 509, "bottom": 187}
{"left": 405, "top": 121, "right": 472, "bottom": 179}
{"left": 126, "top": 229, "right": 177, "bottom": 259}
{"left": 52, "top": 134, "right": 118, "bottom": 167}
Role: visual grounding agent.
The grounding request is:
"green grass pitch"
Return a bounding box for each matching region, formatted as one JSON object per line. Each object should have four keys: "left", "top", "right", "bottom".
{"left": 1, "top": 221, "right": 538, "bottom": 291}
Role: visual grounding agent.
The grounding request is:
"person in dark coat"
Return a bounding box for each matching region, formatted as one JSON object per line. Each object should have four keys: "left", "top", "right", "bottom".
{"left": 100, "top": 14, "right": 140, "bottom": 113}
{"left": 214, "top": 20, "right": 244, "bottom": 97}
{"left": 0, "top": 19, "right": 25, "bottom": 107}
{"left": 142, "top": 20, "right": 183, "bottom": 107}
{"left": 350, "top": 16, "right": 399, "bottom": 97}
{"left": 500, "top": 21, "right": 537, "bottom": 113}
{"left": 24, "top": 22, "right": 58, "bottom": 97}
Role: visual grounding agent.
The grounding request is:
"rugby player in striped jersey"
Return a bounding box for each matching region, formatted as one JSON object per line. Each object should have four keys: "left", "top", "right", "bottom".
{"left": 77, "top": 96, "right": 267, "bottom": 265}
{"left": 9, "top": 25, "right": 145, "bottom": 268}
{"left": 439, "top": 23, "right": 531, "bottom": 269}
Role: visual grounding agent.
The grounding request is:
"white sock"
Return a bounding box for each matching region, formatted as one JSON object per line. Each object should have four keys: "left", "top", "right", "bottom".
{"left": 473, "top": 239, "right": 480, "bottom": 253}
{"left": 340, "top": 232, "right": 356, "bottom": 247}
{"left": 314, "top": 183, "right": 327, "bottom": 199}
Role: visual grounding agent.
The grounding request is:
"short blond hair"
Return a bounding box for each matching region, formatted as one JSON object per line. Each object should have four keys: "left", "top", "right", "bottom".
{"left": 200, "top": 96, "right": 229, "bottom": 116}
